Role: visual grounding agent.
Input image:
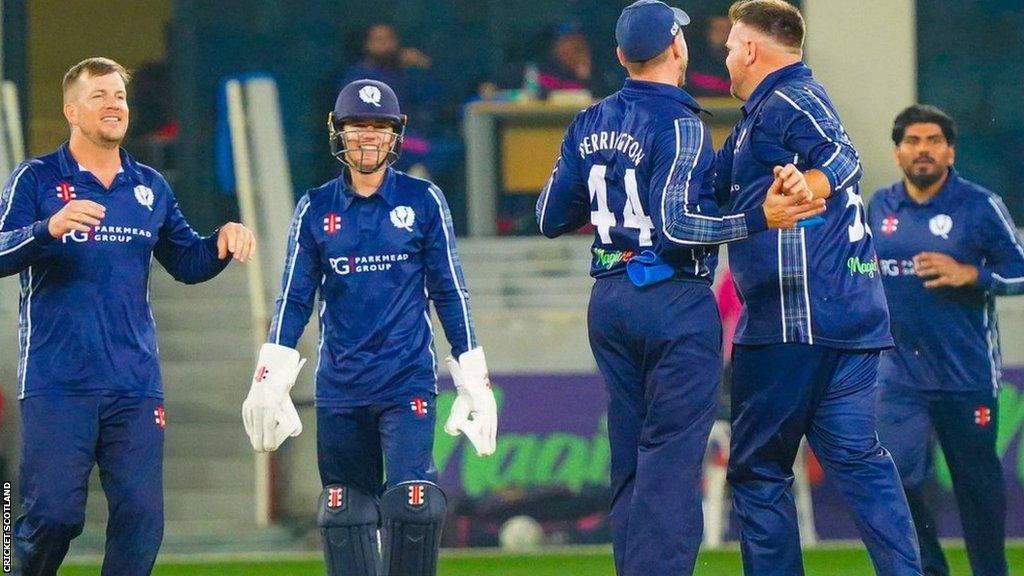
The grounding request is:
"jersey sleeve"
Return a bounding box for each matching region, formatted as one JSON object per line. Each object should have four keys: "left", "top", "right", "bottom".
{"left": 536, "top": 120, "right": 590, "bottom": 238}
{"left": 153, "top": 176, "right": 230, "bottom": 284}
{"left": 713, "top": 129, "right": 737, "bottom": 207}
{"left": 650, "top": 118, "right": 766, "bottom": 247}
{"left": 424, "top": 185, "right": 477, "bottom": 357}
{"left": 267, "top": 194, "right": 321, "bottom": 348}
{"left": 975, "top": 194, "right": 1024, "bottom": 295}
{"left": 771, "top": 87, "right": 862, "bottom": 193}
{"left": 0, "top": 163, "right": 55, "bottom": 278}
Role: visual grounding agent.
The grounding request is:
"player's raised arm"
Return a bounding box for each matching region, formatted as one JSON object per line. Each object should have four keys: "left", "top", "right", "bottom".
{"left": 153, "top": 175, "right": 252, "bottom": 284}
{"left": 536, "top": 121, "right": 589, "bottom": 238}
{"left": 0, "top": 164, "right": 64, "bottom": 277}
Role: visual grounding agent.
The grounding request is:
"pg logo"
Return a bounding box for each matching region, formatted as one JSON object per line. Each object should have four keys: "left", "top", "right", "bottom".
{"left": 62, "top": 229, "right": 91, "bottom": 243}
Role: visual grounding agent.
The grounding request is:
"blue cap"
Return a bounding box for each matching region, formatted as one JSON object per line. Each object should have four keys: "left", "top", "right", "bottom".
{"left": 332, "top": 79, "right": 403, "bottom": 127}
{"left": 616, "top": 0, "right": 691, "bottom": 62}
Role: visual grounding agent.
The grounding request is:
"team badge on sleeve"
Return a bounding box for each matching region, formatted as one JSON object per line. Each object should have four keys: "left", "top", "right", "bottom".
{"left": 323, "top": 213, "right": 342, "bottom": 235}
{"left": 56, "top": 182, "right": 76, "bottom": 202}
{"left": 390, "top": 206, "right": 415, "bottom": 232}
{"left": 134, "top": 185, "right": 154, "bottom": 211}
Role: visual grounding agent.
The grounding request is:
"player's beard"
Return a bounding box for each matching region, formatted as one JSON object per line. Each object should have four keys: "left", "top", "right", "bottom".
{"left": 905, "top": 160, "right": 946, "bottom": 189}
{"left": 907, "top": 170, "right": 943, "bottom": 189}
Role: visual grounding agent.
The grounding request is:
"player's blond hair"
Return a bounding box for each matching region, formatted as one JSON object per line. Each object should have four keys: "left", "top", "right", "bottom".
{"left": 62, "top": 57, "right": 131, "bottom": 103}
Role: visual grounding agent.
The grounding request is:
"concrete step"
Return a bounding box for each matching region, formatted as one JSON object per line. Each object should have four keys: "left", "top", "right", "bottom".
{"left": 150, "top": 265, "right": 252, "bottom": 298}
{"left": 85, "top": 486, "right": 256, "bottom": 524}
{"left": 152, "top": 297, "right": 256, "bottom": 331}
{"left": 71, "top": 522, "right": 299, "bottom": 556}
{"left": 163, "top": 421, "right": 253, "bottom": 457}
{"left": 162, "top": 455, "right": 253, "bottom": 490}
{"left": 157, "top": 329, "right": 256, "bottom": 362}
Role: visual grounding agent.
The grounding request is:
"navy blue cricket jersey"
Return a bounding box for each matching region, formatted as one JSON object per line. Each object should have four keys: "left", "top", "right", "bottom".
{"left": 0, "top": 143, "right": 229, "bottom": 399}
{"left": 715, "top": 63, "right": 892, "bottom": 349}
{"left": 267, "top": 168, "right": 476, "bottom": 407}
{"left": 868, "top": 169, "right": 1024, "bottom": 394}
{"left": 536, "top": 78, "right": 767, "bottom": 281}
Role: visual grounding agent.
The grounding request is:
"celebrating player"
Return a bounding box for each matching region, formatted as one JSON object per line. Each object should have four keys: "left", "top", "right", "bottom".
{"left": 715, "top": 2, "right": 923, "bottom": 574}
{"left": 242, "top": 78, "right": 496, "bottom": 576}
{"left": 2, "top": 57, "right": 255, "bottom": 576}
{"left": 536, "top": 1, "right": 823, "bottom": 574}
{"left": 869, "top": 104, "right": 1023, "bottom": 576}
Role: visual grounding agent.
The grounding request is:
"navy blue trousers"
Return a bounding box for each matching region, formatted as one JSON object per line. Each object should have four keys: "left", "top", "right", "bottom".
{"left": 728, "top": 344, "right": 922, "bottom": 576}
{"left": 14, "top": 395, "right": 165, "bottom": 576}
{"left": 588, "top": 277, "right": 720, "bottom": 576}
{"left": 317, "top": 393, "right": 438, "bottom": 496}
{"left": 876, "top": 384, "right": 1007, "bottom": 576}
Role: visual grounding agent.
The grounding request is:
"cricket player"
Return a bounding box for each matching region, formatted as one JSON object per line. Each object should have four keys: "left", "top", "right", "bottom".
{"left": 535, "top": 2, "right": 824, "bottom": 574}
{"left": 1, "top": 57, "right": 255, "bottom": 576}
{"left": 869, "top": 104, "right": 1023, "bottom": 576}
{"left": 714, "top": 2, "right": 924, "bottom": 575}
{"left": 242, "top": 79, "right": 496, "bottom": 576}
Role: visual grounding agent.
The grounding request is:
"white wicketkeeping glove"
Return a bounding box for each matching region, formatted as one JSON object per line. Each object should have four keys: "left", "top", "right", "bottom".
{"left": 444, "top": 347, "right": 497, "bottom": 457}
{"left": 243, "top": 343, "right": 307, "bottom": 452}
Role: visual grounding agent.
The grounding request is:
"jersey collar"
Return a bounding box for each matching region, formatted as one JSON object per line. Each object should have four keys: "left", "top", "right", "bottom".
{"left": 337, "top": 167, "right": 398, "bottom": 211}
{"left": 741, "top": 62, "right": 812, "bottom": 117}
{"left": 622, "top": 78, "right": 705, "bottom": 115}
{"left": 57, "top": 141, "right": 145, "bottom": 184}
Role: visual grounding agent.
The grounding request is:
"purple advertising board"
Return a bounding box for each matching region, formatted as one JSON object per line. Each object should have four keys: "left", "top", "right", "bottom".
{"left": 433, "top": 367, "right": 1024, "bottom": 541}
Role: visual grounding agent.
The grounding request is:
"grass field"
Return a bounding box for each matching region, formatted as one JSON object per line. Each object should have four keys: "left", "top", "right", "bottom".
{"left": 58, "top": 543, "right": 1024, "bottom": 575}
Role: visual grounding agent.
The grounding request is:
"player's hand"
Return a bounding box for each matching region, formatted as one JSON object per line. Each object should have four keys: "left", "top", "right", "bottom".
{"left": 47, "top": 200, "right": 106, "bottom": 238}
{"left": 914, "top": 251, "right": 979, "bottom": 288}
{"left": 217, "top": 222, "right": 256, "bottom": 262}
{"left": 243, "top": 343, "right": 307, "bottom": 452}
{"left": 400, "top": 47, "right": 432, "bottom": 69}
{"left": 773, "top": 164, "right": 813, "bottom": 203}
{"left": 444, "top": 348, "right": 497, "bottom": 457}
{"left": 763, "top": 177, "right": 826, "bottom": 229}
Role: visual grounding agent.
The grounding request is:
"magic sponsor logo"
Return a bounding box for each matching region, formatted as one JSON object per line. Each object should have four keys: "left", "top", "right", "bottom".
{"left": 62, "top": 224, "right": 153, "bottom": 244}
{"left": 878, "top": 258, "right": 918, "bottom": 278}
{"left": 592, "top": 247, "right": 634, "bottom": 270}
{"left": 846, "top": 257, "right": 879, "bottom": 278}
{"left": 329, "top": 252, "right": 410, "bottom": 276}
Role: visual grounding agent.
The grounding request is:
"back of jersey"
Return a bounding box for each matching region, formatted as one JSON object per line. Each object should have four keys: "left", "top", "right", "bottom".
{"left": 537, "top": 79, "right": 721, "bottom": 281}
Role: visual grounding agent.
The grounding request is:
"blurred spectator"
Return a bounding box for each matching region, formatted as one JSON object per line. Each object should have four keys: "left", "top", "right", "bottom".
{"left": 687, "top": 15, "right": 733, "bottom": 97}
{"left": 536, "top": 23, "right": 592, "bottom": 96}
{"left": 343, "top": 23, "right": 436, "bottom": 126}
{"left": 128, "top": 59, "right": 178, "bottom": 140}
{"left": 342, "top": 23, "right": 461, "bottom": 187}
{"left": 533, "top": 23, "right": 619, "bottom": 100}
